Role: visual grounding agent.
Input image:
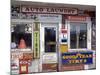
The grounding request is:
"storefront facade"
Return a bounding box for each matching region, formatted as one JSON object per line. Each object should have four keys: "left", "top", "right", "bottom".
{"left": 11, "top": 1, "right": 96, "bottom": 74}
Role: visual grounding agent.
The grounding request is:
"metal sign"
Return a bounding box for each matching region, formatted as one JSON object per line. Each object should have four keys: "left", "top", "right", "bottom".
{"left": 19, "top": 59, "right": 28, "bottom": 74}
{"left": 11, "top": 52, "right": 23, "bottom": 60}
{"left": 68, "top": 16, "right": 86, "bottom": 21}
{"left": 60, "top": 34, "right": 68, "bottom": 44}
{"left": 23, "top": 53, "right": 33, "bottom": 60}
{"left": 62, "top": 52, "right": 93, "bottom": 64}
{"left": 33, "top": 22, "right": 40, "bottom": 58}
{"left": 33, "top": 31, "right": 40, "bottom": 58}
{"left": 21, "top": 6, "right": 78, "bottom": 15}
{"left": 60, "top": 44, "right": 68, "bottom": 53}
{"left": 42, "top": 53, "right": 57, "bottom": 63}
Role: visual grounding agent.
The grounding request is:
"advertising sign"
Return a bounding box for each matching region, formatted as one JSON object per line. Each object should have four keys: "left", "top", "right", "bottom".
{"left": 60, "top": 34, "right": 68, "bottom": 44}
{"left": 23, "top": 53, "right": 33, "bottom": 60}
{"left": 42, "top": 53, "right": 57, "bottom": 63}
{"left": 19, "top": 59, "right": 28, "bottom": 74}
{"left": 21, "top": 6, "right": 78, "bottom": 15}
{"left": 60, "top": 44, "right": 68, "bottom": 53}
{"left": 62, "top": 52, "right": 93, "bottom": 64}
{"left": 67, "top": 16, "right": 86, "bottom": 21}
{"left": 33, "top": 31, "right": 40, "bottom": 58}
{"left": 42, "top": 63, "right": 57, "bottom": 72}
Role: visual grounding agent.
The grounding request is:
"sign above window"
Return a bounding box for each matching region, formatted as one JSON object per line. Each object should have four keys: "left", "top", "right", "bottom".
{"left": 68, "top": 16, "right": 86, "bottom": 21}
{"left": 21, "top": 6, "right": 78, "bottom": 15}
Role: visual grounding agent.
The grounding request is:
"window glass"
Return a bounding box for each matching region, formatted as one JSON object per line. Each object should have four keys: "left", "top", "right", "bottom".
{"left": 11, "top": 24, "right": 32, "bottom": 49}
{"left": 45, "top": 27, "right": 56, "bottom": 52}
{"left": 79, "top": 24, "right": 87, "bottom": 48}
{"left": 70, "top": 22, "right": 87, "bottom": 49}
{"left": 70, "top": 25, "right": 77, "bottom": 48}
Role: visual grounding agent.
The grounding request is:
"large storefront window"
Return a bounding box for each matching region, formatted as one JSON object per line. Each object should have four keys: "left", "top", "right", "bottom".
{"left": 70, "top": 22, "right": 87, "bottom": 49}
{"left": 11, "top": 24, "right": 32, "bottom": 49}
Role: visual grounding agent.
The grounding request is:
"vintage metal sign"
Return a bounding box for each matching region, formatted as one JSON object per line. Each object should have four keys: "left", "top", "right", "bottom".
{"left": 21, "top": 6, "right": 78, "bottom": 15}
{"left": 33, "top": 31, "right": 40, "bottom": 58}
{"left": 59, "top": 34, "right": 68, "bottom": 44}
{"left": 42, "top": 53, "right": 57, "bottom": 63}
{"left": 62, "top": 52, "right": 93, "bottom": 64}
{"left": 33, "top": 22, "right": 40, "bottom": 58}
{"left": 19, "top": 59, "right": 28, "bottom": 74}
{"left": 11, "top": 52, "right": 23, "bottom": 60}
{"left": 67, "top": 16, "right": 86, "bottom": 21}
{"left": 23, "top": 53, "right": 33, "bottom": 60}
{"left": 60, "top": 44, "right": 68, "bottom": 53}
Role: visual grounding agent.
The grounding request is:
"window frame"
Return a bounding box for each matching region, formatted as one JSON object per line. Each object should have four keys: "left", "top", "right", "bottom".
{"left": 67, "top": 20, "right": 92, "bottom": 51}
{"left": 11, "top": 22, "right": 33, "bottom": 51}
{"left": 40, "top": 23, "right": 58, "bottom": 53}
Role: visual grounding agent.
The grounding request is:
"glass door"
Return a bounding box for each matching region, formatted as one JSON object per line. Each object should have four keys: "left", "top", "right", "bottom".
{"left": 40, "top": 23, "right": 58, "bottom": 72}
{"left": 41, "top": 23, "right": 58, "bottom": 53}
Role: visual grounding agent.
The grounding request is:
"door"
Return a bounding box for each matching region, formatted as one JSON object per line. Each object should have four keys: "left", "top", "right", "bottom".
{"left": 41, "top": 23, "right": 58, "bottom": 53}
{"left": 40, "top": 23, "right": 58, "bottom": 71}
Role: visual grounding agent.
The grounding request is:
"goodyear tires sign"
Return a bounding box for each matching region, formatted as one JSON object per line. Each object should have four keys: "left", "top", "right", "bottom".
{"left": 62, "top": 52, "right": 93, "bottom": 64}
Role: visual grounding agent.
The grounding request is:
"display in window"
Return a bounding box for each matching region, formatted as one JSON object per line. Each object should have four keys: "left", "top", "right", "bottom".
{"left": 11, "top": 24, "right": 32, "bottom": 49}
{"left": 18, "top": 38, "right": 27, "bottom": 49}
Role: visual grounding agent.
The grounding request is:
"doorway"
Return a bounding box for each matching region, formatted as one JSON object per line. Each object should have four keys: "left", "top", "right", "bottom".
{"left": 40, "top": 23, "right": 59, "bottom": 72}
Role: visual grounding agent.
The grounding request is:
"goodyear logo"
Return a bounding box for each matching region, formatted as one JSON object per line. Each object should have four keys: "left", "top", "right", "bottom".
{"left": 62, "top": 52, "right": 93, "bottom": 64}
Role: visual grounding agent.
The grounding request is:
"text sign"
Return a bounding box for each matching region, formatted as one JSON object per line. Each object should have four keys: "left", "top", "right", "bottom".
{"left": 62, "top": 52, "right": 93, "bottom": 64}
{"left": 68, "top": 16, "right": 86, "bottom": 21}
{"left": 21, "top": 6, "right": 78, "bottom": 15}
{"left": 42, "top": 53, "right": 57, "bottom": 63}
{"left": 33, "top": 31, "right": 40, "bottom": 58}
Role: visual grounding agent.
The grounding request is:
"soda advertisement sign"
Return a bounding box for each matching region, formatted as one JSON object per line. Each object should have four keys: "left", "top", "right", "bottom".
{"left": 62, "top": 52, "right": 93, "bottom": 64}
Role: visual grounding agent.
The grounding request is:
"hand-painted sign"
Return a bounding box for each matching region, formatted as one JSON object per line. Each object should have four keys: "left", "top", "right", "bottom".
{"left": 19, "top": 59, "right": 28, "bottom": 74}
{"left": 62, "top": 52, "right": 93, "bottom": 64}
{"left": 21, "top": 6, "right": 78, "bottom": 15}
